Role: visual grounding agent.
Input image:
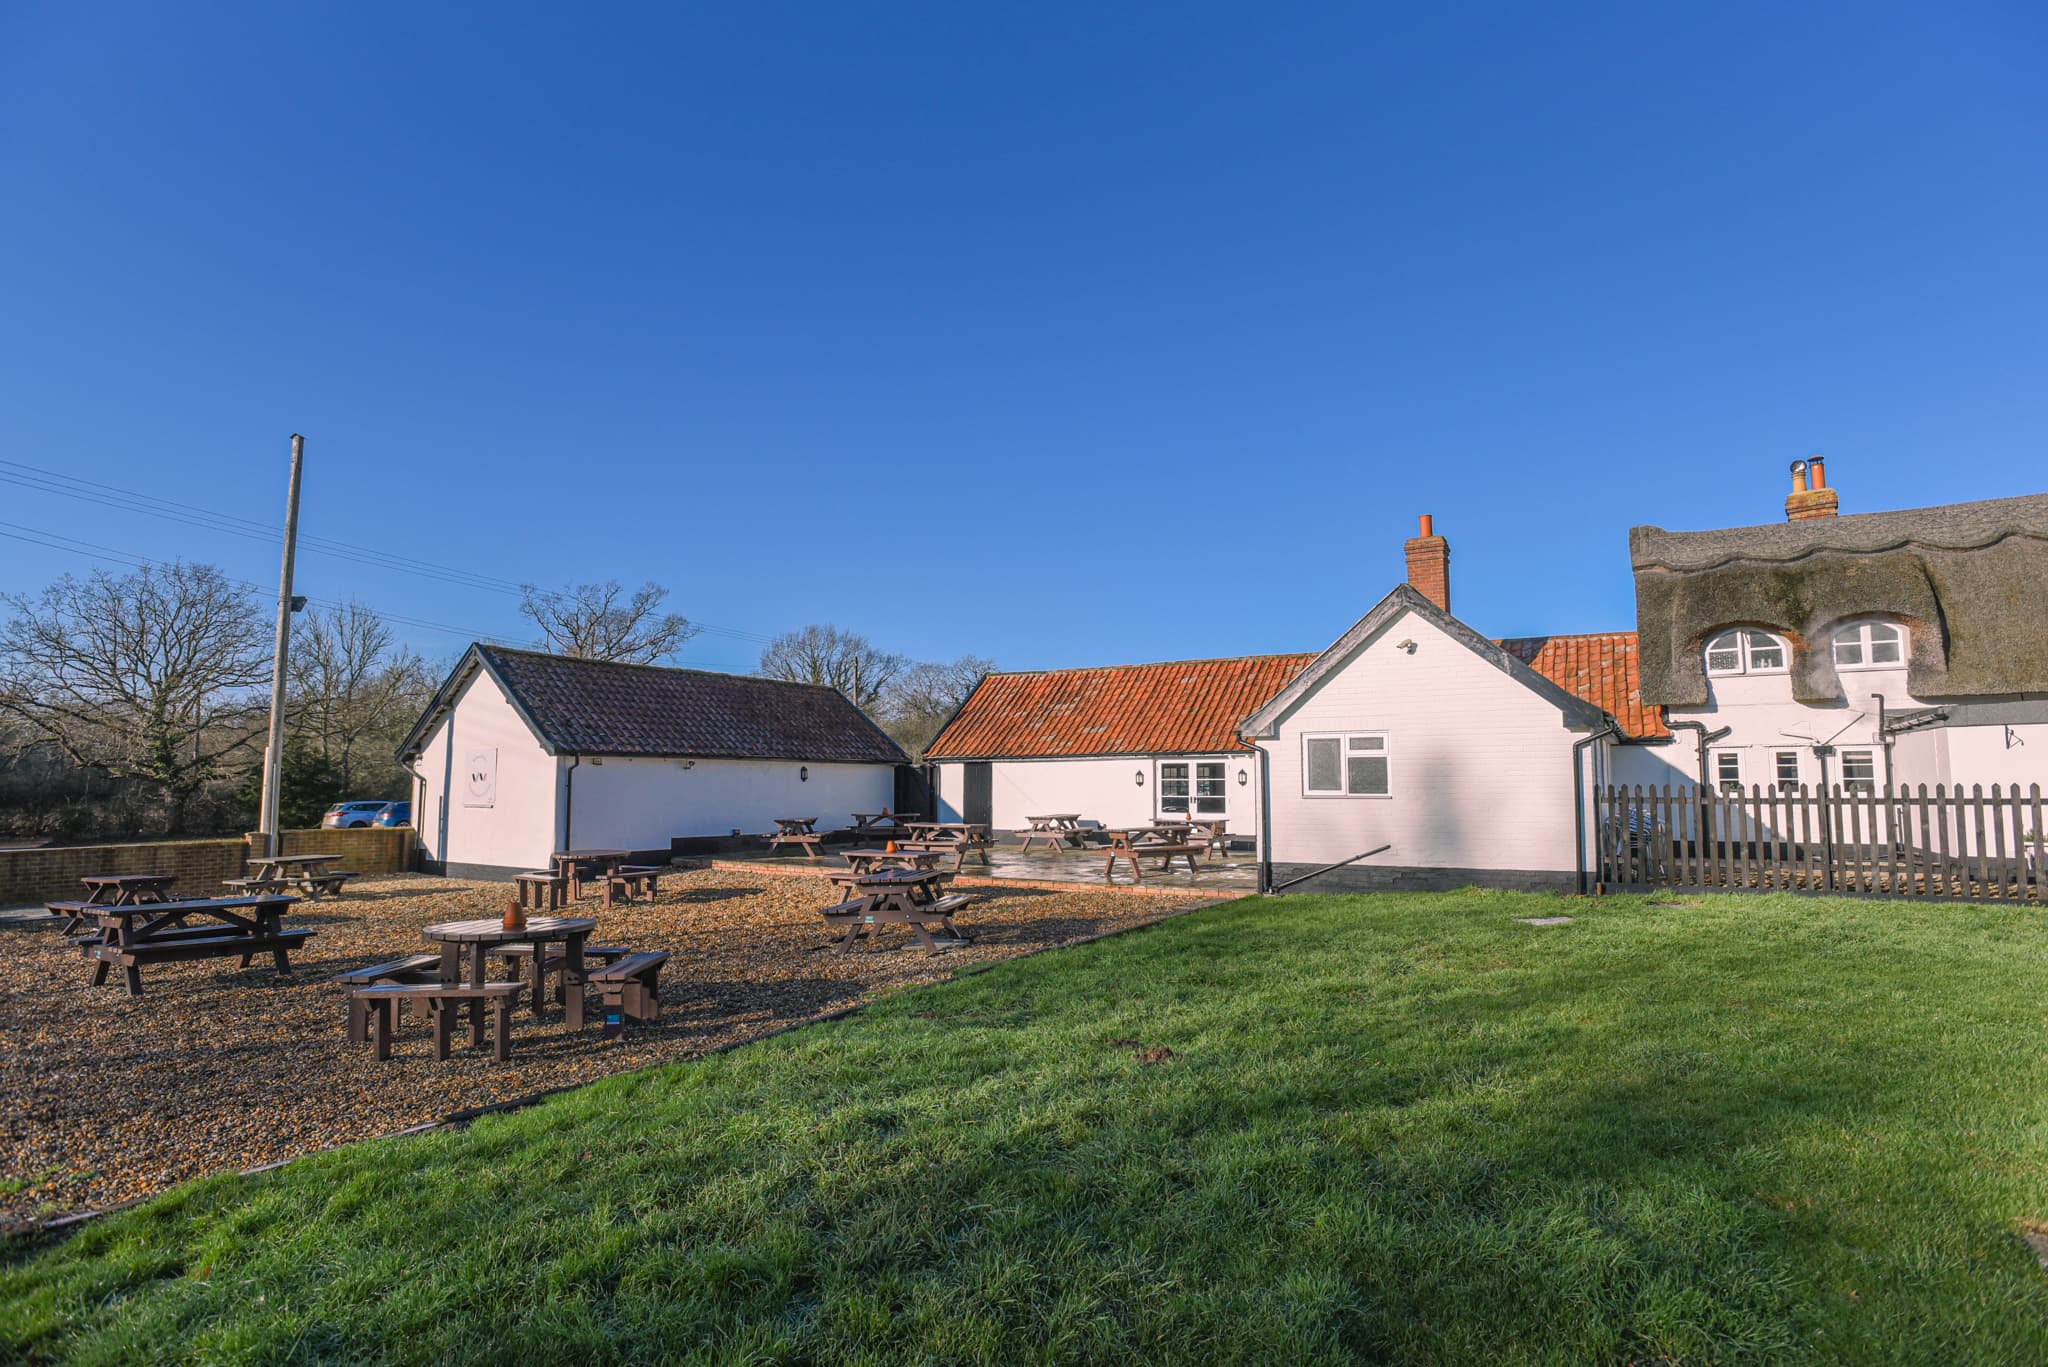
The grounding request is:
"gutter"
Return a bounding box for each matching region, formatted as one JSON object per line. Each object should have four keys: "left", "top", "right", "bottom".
{"left": 1573, "top": 720, "right": 1623, "bottom": 895}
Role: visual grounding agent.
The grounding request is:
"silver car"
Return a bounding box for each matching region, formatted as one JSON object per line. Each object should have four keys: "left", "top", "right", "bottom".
{"left": 322, "top": 801, "right": 395, "bottom": 829}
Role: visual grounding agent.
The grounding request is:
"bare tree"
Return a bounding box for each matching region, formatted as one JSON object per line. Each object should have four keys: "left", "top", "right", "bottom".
{"left": 757, "top": 625, "right": 906, "bottom": 712}
{"left": 288, "top": 601, "right": 435, "bottom": 794}
{"left": 882, "top": 654, "right": 994, "bottom": 759}
{"left": 0, "top": 563, "right": 268, "bottom": 833}
{"left": 519, "top": 580, "right": 698, "bottom": 664}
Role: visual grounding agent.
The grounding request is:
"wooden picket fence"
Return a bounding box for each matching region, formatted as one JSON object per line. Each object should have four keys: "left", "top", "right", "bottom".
{"left": 1596, "top": 783, "right": 2047, "bottom": 901}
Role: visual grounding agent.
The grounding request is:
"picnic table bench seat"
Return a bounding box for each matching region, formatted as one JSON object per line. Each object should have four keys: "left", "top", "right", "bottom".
{"left": 514, "top": 870, "right": 566, "bottom": 911}
{"left": 586, "top": 951, "right": 669, "bottom": 1036}
{"left": 94, "top": 928, "right": 313, "bottom": 972}
{"left": 603, "top": 864, "right": 663, "bottom": 907}
{"left": 220, "top": 877, "right": 291, "bottom": 894}
{"left": 1103, "top": 836, "right": 1203, "bottom": 883}
{"left": 352, "top": 980, "right": 525, "bottom": 1062}
{"left": 337, "top": 953, "right": 446, "bottom": 1040}
{"left": 490, "top": 942, "right": 631, "bottom": 1003}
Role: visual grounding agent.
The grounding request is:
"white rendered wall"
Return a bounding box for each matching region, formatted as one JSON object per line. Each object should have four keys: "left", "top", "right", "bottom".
{"left": 1257, "top": 606, "right": 1588, "bottom": 874}
{"left": 1663, "top": 661, "right": 1925, "bottom": 793}
{"left": 412, "top": 669, "right": 562, "bottom": 872}
{"left": 1936, "top": 722, "right": 2048, "bottom": 795}
{"left": 933, "top": 754, "right": 1262, "bottom": 835}
{"left": 568, "top": 757, "right": 895, "bottom": 849}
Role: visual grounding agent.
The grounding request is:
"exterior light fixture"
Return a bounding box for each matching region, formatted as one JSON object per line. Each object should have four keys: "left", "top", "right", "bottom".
{"left": 1134, "top": 770, "right": 1145, "bottom": 786}
{"left": 1396, "top": 639, "right": 1417, "bottom": 654}
{"left": 1237, "top": 769, "right": 1249, "bottom": 786}
{"left": 800, "top": 766, "right": 809, "bottom": 782}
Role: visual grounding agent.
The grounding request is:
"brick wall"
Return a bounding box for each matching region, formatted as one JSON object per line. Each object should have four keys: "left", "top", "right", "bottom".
{"left": 271, "top": 825, "right": 415, "bottom": 873}
{"left": 0, "top": 838, "right": 247, "bottom": 908}
{"left": 0, "top": 826, "right": 416, "bottom": 907}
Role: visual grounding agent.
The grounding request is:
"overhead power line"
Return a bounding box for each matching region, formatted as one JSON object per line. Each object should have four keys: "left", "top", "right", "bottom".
{"left": 0, "top": 457, "right": 777, "bottom": 647}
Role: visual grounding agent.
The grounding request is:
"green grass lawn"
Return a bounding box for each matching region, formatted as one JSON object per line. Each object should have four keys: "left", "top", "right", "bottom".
{"left": 7, "top": 889, "right": 2048, "bottom": 1364}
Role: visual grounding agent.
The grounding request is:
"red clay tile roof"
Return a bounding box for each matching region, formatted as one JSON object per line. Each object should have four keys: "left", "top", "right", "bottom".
{"left": 924, "top": 654, "right": 1318, "bottom": 760}
{"left": 1497, "top": 632, "right": 1668, "bottom": 740}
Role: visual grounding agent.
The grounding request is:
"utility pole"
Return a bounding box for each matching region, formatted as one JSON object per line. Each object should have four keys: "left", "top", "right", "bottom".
{"left": 257, "top": 434, "right": 306, "bottom": 859}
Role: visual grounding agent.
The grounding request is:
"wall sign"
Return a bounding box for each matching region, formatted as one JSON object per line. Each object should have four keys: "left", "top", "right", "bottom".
{"left": 461, "top": 747, "right": 498, "bottom": 807}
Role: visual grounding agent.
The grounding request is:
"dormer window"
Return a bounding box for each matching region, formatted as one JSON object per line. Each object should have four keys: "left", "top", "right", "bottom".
{"left": 1704, "top": 629, "right": 1788, "bottom": 676}
{"left": 1833, "top": 620, "right": 1904, "bottom": 670}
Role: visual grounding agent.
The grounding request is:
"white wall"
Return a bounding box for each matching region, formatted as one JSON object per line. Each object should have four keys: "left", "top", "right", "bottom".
{"left": 1935, "top": 722, "right": 2048, "bottom": 795}
{"left": 933, "top": 753, "right": 1263, "bottom": 836}
{"left": 569, "top": 757, "right": 896, "bottom": 849}
{"left": 1256, "top": 605, "right": 1589, "bottom": 874}
{"left": 412, "top": 668, "right": 562, "bottom": 873}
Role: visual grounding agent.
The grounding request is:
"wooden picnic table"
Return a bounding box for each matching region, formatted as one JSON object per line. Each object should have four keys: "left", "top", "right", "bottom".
{"left": 551, "top": 849, "right": 631, "bottom": 900}
{"left": 1018, "top": 814, "right": 1089, "bottom": 853}
{"left": 1102, "top": 829, "right": 1203, "bottom": 884}
{"left": 58, "top": 874, "right": 178, "bottom": 932}
{"left": 767, "top": 818, "right": 826, "bottom": 861}
{"left": 1182, "top": 817, "right": 1229, "bottom": 857}
{"left": 840, "top": 847, "right": 944, "bottom": 875}
{"left": 850, "top": 811, "right": 924, "bottom": 835}
{"left": 59, "top": 895, "right": 307, "bottom": 997}
{"left": 819, "top": 870, "right": 971, "bottom": 955}
{"left": 236, "top": 852, "right": 356, "bottom": 900}
{"left": 423, "top": 916, "right": 598, "bottom": 1038}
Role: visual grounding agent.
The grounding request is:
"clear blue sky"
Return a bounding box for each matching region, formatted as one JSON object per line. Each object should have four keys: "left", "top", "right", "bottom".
{"left": 3, "top": 3, "right": 2043, "bottom": 676}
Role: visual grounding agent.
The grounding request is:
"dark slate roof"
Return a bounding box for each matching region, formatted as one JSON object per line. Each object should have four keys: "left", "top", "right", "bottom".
{"left": 396, "top": 645, "right": 908, "bottom": 765}
{"left": 1629, "top": 493, "right": 2048, "bottom": 706}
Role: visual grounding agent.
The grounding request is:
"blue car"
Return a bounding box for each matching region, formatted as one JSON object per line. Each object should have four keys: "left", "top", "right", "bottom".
{"left": 372, "top": 801, "right": 411, "bottom": 828}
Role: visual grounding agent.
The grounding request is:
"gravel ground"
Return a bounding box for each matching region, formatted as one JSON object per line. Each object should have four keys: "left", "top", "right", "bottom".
{"left": 0, "top": 869, "right": 1210, "bottom": 1228}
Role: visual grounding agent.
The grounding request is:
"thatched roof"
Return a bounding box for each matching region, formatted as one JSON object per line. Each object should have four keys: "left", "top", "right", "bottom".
{"left": 1629, "top": 493, "right": 2048, "bottom": 706}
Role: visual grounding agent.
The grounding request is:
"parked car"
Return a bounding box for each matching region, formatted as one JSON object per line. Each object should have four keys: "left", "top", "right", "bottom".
{"left": 323, "top": 801, "right": 399, "bottom": 829}
{"left": 371, "top": 801, "right": 411, "bottom": 828}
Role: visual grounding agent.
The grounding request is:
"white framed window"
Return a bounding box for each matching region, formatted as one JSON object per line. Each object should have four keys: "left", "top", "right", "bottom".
{"left": 1302, "top": 732, "right": 1391, "bottom": 797}
{"left": 1159, "top": 760, "right": 1227, "bottom": 815}
{"left": 1704, "top": 629, "right": 1789, "bottom": 676}
{"left": 1713, "top": 750, "right": 1742, "bottom": 794}
{"left": 1832, "top": 620, "right": 1904, "bottom": 670}
{"left": 1775, "top": 751, "right": 1801, "bottom": 789}
{"left": 1840, "top": 749, "right": 1876, "bottom": 793}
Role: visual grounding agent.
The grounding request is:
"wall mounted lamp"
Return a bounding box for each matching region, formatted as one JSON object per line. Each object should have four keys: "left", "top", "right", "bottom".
{"left": 1133, "top": 770, "right": 1145, "bottom": 786}
{"left": 1237, "top": 769, "right": 1249, "bottom": 786}
{"left": 800, "top": 765, "right": 810, "bottom": 782}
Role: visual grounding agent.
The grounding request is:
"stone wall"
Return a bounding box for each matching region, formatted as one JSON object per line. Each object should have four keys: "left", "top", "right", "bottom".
{"left": 0, "top": 826, "right": 416, "bottom": 907}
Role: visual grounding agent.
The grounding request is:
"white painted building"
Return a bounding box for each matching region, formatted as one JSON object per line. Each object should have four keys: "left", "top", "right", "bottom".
{"left": 924, "top": 653, "right": 1315, "bottom": 842}
{"left": 396, "top": 645, "right": 907, "bottom": 878}
{"left": 1623, "top": 474, "right": 2048, "bottom": 799}
{"left": 1237, "top": 585, "right": 1615, "bottom": 893}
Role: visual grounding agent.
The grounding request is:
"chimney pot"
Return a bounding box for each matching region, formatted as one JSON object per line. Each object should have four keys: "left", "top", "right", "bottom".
{"left": 1784, "top": 455, "right": 1839, "bottom": 521}
{"left": 1418, "top": 513, "right": 1433, "bottom": 537}
{"left": 1809, "top": 455, "right": 1826, "bottom": 490}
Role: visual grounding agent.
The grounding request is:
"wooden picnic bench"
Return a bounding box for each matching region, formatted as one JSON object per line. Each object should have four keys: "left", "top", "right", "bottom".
{"left": 897, "top": 822, "right": 992, "bottom": 871}
{"left": 1102, "top": 830, "right": 1202, "bottom": 884}
{"left": 1018, "top": 814, "right": 1089, "bottom": 853}
{"left": 59, "top": 895, "right": 307, "bottom": 996}
{"left": 489, "top": 942, "right": 631, "bottom": 1007}
{"left": 424, "top": 915, "right": 598, "bottom": 1035}
{"left": 851, "top": 811, "right": 925, "bottom": 836}
{"left": 840, "top": 847, "right": 944, "bottom": 875}
{"left": 514, "top": 870, "right": 567, "bottom": 911}
{"left": 337, "top": 953, "right": 445, "bottom": 1041}
{"left": 587, "top": 951, "right": 670, "bottom": 1038}
{"left": 54, "top": 874, "right": 178, "bottom": 932}
{"left": 352, "top": 981, "right": 525, "bottom": 1061}
{"left": 767, "top": 818, "right": 826, "bottom": 860}
{"left": 551, "top": 849, "right": 631, "bottom": 901}
{"left": 602, "top": 864, "right": 663, "bottom": 908}
{"left": 819, "top": 870, "right": 972, "bottom": 954}
{"left": 229, "top": 853, "right": 358, "bottom": 900}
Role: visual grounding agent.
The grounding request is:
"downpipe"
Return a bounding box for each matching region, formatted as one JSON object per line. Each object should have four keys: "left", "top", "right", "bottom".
{"left": 1573, "top": 721, "right": 1622, "bottom": 895}
{"left": 1268, "top": 844, "right": 1393, "bottom": 895}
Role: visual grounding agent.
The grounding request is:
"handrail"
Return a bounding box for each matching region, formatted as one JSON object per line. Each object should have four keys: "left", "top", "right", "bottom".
{"left": 1268, "top": 844, "right": 1391, "bottom": 894}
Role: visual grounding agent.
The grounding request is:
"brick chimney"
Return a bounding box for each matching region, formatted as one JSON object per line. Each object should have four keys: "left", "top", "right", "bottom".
{"left": 1404, "top": 514, "right": 1450, "bottom": 611}
{"left": 1785, "top": 456, "right": 1839, "bottom": 521}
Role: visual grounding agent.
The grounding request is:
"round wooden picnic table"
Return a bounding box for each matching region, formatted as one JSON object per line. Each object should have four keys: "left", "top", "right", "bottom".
{"left": 422, "top": 916, "right": 598, "bottom": 1029}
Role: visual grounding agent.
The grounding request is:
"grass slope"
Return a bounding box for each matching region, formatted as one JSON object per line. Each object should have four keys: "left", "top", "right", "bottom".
{"left": 6, "top": 890, "right": 2048, "bottom": 1364}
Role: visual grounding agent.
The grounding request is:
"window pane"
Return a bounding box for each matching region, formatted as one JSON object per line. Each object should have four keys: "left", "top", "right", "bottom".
{"left": 1347, "top": 755, "right": 1389, "bottom": 795}
{"left": 1776, "top": 752, "right": 1799, "bottom": 786}
{"left": 1716, "top": 752, "right": 1741, "bottom": 793}
{"left": 1706, "top": 632, "right": 1741, "bottom": 672}
{"left": 1160, "top": 763, "right": 1188, "bottom": 780}
{"left": 1842, "top": 750, "right": 1875, "bottom": 792}
{"left": 1745, "top": 633, "right": 1784, "bottom": 670}
{"left": 1870, "top": 625, "right": 1902, "bottom": 663}
{"left": 1162, "top": 794, "right": 1189, "bottom": 812}
{"left": 1347, "top": 736, "right": 1385, "bottom": 751}
{"left": 1194, "top": 794, "right": 1225, "bottom": 813}
{"left": 1306, "top": 739, "right": 1341, "bottom": 792}
{"left": 1834, "top": 637, "right": 1863, "bottom": 666}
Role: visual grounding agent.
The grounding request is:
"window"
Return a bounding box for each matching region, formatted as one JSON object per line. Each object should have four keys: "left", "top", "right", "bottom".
{"left": 1714, "top": 751, "right": 1742, "bottom": 794}
{"left": 1833, "top": 620, "right": 1904, "bottom": 670}
{"left": 1704, "top": 629, "right": 1789, "bottom": 676}
{"left": 1159, "top": 761, "right": 1227, "bottom": 814}
{"left": 1775, "top": 752, "right": 1801, "bottom": 789}
{"left": 1303, "top": 732, "right": 1391, "bottom": 797}
{"left": 1840, "top": 749, "right": 1876, "bottom": 793}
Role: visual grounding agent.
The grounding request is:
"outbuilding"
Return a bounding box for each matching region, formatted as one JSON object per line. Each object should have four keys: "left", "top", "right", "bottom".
{"left": 396, "top": 645, "right": 908, "bottom": 878}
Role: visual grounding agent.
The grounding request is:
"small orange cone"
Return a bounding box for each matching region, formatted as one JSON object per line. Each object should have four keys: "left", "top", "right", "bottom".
{"left": 884, "top": 840, "right": 898, "bottom": 854}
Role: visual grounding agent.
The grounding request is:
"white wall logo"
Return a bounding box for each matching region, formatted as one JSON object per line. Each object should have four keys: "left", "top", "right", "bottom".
{"left": 462, "top": 747, "right": 498, "bottom": 807}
